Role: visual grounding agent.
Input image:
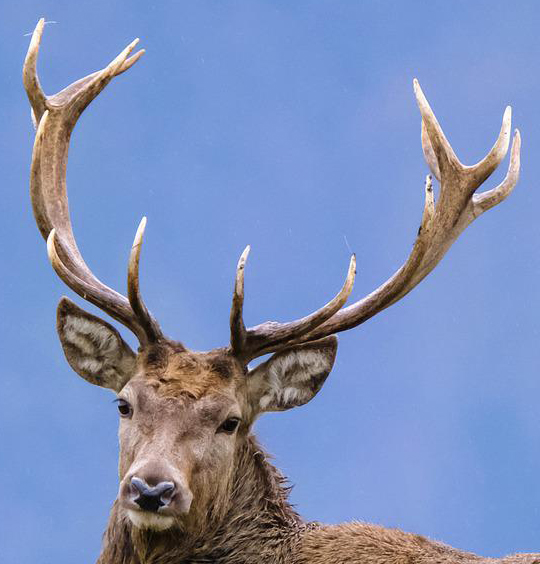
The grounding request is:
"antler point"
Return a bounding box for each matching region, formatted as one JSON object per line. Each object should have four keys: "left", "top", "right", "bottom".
{"left": 238, "top": 245, "right": 251, "bottom": 268}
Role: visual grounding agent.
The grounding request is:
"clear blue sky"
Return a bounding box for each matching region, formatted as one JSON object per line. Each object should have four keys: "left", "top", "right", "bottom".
{"left": 1, "top": 1, "right": 540, "bottom": 562}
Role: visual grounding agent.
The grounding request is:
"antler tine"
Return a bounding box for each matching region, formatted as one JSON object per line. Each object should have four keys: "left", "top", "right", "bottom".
{"left": 469, "top": 106, "right": 512, "bottom": 183}
{"left": 279, "top": 81, "right": 521, "bottom": 345}
{"left": 22, "top": 18, "right": 47, "bottom": 128}
{"left": 232, "top": 254, "right": 356, "bottom": 361}
{"left": 414, "top": 79, "right": 462, "bottom": 178}
{"left": 25, "top": 19, "right": 158, "bottom": 346}
{"left": 128, "top": 218, "right": 163, "bottom": 342}
{"left": 473, "top": 130, "right": 521, "bottom": 215}
{"left": 230, "top": 245, "right": 251, "bottom": 355}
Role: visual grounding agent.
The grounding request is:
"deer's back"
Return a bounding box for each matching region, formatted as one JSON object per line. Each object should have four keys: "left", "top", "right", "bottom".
{"left": 298, "top": 523, "right": 540, "bottom": 564}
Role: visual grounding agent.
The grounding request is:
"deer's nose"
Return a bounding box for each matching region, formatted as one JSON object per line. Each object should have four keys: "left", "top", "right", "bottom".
{"left": 130, "top": 477, "right": 176, "bottom": 513}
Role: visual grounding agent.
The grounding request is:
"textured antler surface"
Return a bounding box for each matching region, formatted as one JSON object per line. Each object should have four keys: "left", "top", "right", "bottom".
{"left": 229, "top": 251, "right": 356, "bottom": 361}
{"left": 25, "top": 19, "right": 161, "bottom": 346}
{"left": 231, "top": 80, "right": 521, "bottom": 359}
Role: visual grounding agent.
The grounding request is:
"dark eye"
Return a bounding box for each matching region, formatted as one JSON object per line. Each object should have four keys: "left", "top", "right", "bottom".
{"left": 218, "top": 417, "right": 240, "bottom": 434}
{"left": 115, "top": 398, "right": 132, "bottom": 418}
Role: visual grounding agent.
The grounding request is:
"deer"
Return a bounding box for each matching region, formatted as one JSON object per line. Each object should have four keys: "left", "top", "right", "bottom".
{"left": 23, "top": 17, "right": 539, "bottom": 564}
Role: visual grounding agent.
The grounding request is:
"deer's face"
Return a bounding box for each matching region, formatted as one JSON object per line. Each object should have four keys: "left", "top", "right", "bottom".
{"left": 56, "top": 298, "right": 338, "bottom": 531}
{"left": 115, "top": 347, "right": 247, "bottom": 531}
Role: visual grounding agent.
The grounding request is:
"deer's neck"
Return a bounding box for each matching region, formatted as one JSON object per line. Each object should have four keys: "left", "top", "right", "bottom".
{"left": 98, "top": 435, "right": 306, "bottom": 564}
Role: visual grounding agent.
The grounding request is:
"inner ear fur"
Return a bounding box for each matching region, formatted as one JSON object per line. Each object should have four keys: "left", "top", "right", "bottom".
{"left": 246, "top": 335, "right": 338, "bottom": 413}
{"left": 56, "top": 297, "right": 136, "bottom": 391}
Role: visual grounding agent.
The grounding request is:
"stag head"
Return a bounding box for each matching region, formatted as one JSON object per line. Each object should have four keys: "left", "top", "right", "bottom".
{"left": 57, "top": 297, "right": 338, "bottom": 532}
{"left": 24, "top": 19, "right": 520, "bottom": 534}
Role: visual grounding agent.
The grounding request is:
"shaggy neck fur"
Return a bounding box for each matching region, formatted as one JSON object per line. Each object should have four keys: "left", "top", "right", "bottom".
{"left": 98, "top": 435, "right": 307, "bottom": 564}
{"left": 97, "top": 435, "right": 540, "bottom": 564}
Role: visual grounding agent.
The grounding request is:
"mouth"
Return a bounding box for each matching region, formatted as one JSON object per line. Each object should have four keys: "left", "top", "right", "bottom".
{"left": 126, "top": 508, "right": 175, "bottom": 531}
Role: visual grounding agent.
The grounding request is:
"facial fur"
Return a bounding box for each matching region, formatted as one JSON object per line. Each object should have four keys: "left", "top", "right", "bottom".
{"left": 116, "top": 344, "right": 249, "bottom": 533}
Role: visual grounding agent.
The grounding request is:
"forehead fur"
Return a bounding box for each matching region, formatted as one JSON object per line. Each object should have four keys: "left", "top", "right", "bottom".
{"left": 137, "top": 342, "right": 241, "bottom": 399}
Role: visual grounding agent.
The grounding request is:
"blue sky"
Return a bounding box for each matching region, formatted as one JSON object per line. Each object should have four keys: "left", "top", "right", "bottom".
{"left": 1, "top": 1, "right": 540, "bottom": 562}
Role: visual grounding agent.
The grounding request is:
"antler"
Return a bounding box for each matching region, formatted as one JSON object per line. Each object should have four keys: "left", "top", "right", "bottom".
{"left": 24, "top": 19, "right": 162, "bottom": 346}
{"left": 231, "top": 80, "right": 521, "bottom": 361}
{"left": 24, "top": 19, "right": 520, "bottom": 359}
{"left": 229, "top": 247, "right": 357, "bottom": 357}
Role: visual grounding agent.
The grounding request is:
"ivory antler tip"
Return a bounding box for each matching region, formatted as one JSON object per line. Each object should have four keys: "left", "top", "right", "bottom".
{"left": 133, "top": 217, "right": 147, "bottom": 247}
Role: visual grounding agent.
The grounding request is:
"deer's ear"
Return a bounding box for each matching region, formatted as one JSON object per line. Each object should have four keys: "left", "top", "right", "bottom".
{"left": 246, "top": 336, "right": 338, "bottom": 414}
{"left": 56, "top": 297, "right": 136, "bottom": 391}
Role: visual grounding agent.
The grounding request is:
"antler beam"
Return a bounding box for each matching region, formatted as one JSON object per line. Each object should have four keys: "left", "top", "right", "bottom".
{"left": 24, "top": 19, "right": 161, "bottom": 346}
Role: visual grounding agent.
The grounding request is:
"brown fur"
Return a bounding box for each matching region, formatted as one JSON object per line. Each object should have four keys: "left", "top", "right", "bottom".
{"left": 98, "top": 433, "right": 540, "bottom": 564}
{"left": 54, "top": 316, "right": 539, "bottom": 564}
{"left": 140, "top": 344, "right": 239, "bottom": 400}
{"left": 99, "top": 435, "right": 304, "bottom": 563}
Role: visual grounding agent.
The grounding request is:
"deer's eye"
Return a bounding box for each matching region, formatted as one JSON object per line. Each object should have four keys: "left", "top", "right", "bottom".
{"left": 115, "top": 398, "right": 132, "bottom": 418}
{"left": 218, "top": 417, "right": 240, "bottom": 434}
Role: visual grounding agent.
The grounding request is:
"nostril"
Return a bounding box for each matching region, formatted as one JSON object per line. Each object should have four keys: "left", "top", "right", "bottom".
{"left": 157, "top": 482, "right": 175, "bottom": 504}
{"left": 130, "top": 477, "right": 147, "bottom": 497}
{"left": 130, "top": 477, "right": 176, "bottom": 513}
